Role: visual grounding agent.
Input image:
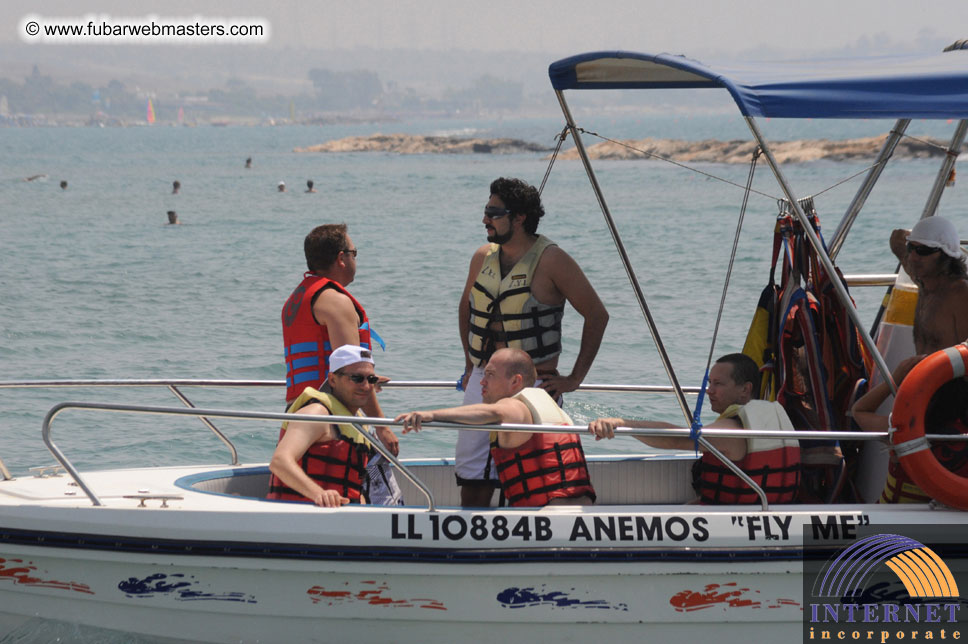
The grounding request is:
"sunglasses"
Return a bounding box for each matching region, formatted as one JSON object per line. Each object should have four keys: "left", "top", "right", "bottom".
{"left": 906, "top": 242, "right": 941, "bottom": 256}
{"left": 338, "top": 372, "right": 380, "bottom": 385}
{"left": 484, "top": 206, "right": 512, "bottom": 219}
{"left": 341, "top": 248, "right": 358, "bottom": 257}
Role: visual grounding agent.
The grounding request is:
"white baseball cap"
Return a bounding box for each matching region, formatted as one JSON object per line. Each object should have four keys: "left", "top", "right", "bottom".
{"left": 326, "top": 345, "right": 374, "bottom": 381}
{"left": 906, "top": 216, "right": 963, "bottom": 259}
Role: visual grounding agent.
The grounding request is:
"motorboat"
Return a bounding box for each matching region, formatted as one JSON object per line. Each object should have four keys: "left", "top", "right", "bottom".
{"left": 3, "top": 46, "right": 968, "bottom": 643}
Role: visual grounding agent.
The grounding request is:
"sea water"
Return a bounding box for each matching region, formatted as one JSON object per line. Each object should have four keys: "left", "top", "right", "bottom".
{"left": 0, "top": 114, "right": 962, "bottom": 477}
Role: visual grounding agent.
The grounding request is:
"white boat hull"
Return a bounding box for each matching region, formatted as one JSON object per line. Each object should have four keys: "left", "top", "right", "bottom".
{"left": 1, "top": 460, "right": 961, "bottom": 642}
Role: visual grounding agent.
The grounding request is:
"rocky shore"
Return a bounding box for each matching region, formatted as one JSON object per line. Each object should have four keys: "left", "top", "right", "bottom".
{"left": 555, "top": 135, "right": 951, "bottom": 163}
{"left": 295, "top": 133, "right": 953, "bottom": 163}
{"left": 294, "top": 133, "right": 552, "bottom": 154}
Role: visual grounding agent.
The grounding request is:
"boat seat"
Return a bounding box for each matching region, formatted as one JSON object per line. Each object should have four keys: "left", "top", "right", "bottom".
{"left": 190, "top": 471, "right": 271, "bottom": 498}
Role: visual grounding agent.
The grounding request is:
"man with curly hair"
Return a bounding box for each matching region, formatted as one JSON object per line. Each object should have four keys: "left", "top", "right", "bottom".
{"left": 455, "top": 177, "right": 609, "bottom": 507}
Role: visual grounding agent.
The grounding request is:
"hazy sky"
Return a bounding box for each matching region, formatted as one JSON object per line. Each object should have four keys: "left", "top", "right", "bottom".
{"left": 4, "top": 0, "right": 968, "bottom": 57}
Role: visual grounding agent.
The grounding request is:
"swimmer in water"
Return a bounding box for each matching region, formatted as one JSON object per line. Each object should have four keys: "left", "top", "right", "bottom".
{"left": 167, "top": 210, "right": 181, "bottom": 225}
{"left": 306, "top": 180, "right": 317, "bottom": 193}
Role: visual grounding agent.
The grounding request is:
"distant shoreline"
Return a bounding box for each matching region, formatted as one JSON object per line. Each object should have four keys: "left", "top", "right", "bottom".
{"left": 294, "top": 133, "right": 955, "bottom": 162}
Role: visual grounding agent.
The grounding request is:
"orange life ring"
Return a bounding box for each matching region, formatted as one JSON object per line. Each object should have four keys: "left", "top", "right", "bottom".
{"left": 891, "top": 342, "right": 968, "bottom": 510}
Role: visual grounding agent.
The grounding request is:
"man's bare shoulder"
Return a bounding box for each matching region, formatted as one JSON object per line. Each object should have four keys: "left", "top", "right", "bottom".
{"left": 494, "top": 396, "right": 533, "bottom": 424}
{"left": 313, "top": 287, "right": 354, "bottom": 315}
{"left": 294, "top": 401, "right": 331, "bottom": 417}
{"left": 536, "top": 243, "right": 580, "bottom": 272}
{"left": 941, "top": 277, "right": 968, "bottom": 307}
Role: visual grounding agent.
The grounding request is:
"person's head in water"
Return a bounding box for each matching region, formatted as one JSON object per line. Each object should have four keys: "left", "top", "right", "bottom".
{"left": 59, "top": 180, "right": 67, "bottom": 190}
{"left": 278, "top": 181, "right": 286, "bottom": 192}
{"left": 306, "top": 180, "right": 316, "bottom": 193}
{"left": 167, "top": 210, "right": 180, "bottom": 225}
{"left": 172, "top": 180, "right": 180, "bottom": 194}
{"left": 245, "top": 157, "right": 252, "bottom": 169}
{"left": 485, "top": 177, "right": 545, "bottom": 244}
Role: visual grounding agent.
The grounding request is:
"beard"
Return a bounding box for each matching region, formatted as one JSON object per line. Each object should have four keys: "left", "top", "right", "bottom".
{"left": 486, "top": 228, "right": 513, "bottom": 244}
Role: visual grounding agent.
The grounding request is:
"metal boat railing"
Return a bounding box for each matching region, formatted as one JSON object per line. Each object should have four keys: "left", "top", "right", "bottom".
{"left": 9, "top": 377, "right": 965, "bottom": 511}
{"left": 0, "top": 378, "right": 700, "bottom": 485}
{"left": 38, "top": 399, "right": 909, "bottom": 512}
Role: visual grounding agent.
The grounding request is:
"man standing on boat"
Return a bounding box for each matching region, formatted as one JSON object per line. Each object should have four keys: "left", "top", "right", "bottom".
{"left": 455, "top": 177, "right": 608, "bottom": 507}
{"left": 397, "top": 348, "right": 596, "bottom": 507}
{"left": 889, "top": 216, "right": 968, "bottom": 354}
{"left": 282, "top": 224, "right": 400, "bottom": 502}
{"left": 588, "top": 354, "right": 801, "bottom": 504}
{"left": 268, "top": 345, "right": 380, "bottom": 507}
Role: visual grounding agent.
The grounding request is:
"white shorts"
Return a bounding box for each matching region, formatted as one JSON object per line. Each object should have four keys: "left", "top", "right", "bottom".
{"left": 454, "top": 366, "right": 559, "bottom": 484}
{"left": 454, "top": 366, "right": 498, "bottom": 483}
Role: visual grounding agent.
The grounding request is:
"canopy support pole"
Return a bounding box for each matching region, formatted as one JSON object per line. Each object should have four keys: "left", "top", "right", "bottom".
{"left": 745, "top": 116, "right": 897, "bottom": 393}
{"left": 920, "top": 120, "right": 968, "bottom": 220}
{"left": 828, "top": 119, "right": 910, "bottom": 260}
{"left": 554, "top": 89, "right": 693, "bottom": 424}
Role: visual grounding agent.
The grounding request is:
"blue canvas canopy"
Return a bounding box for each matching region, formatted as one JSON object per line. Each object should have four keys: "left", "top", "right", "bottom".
{"left": 549, "top": 50, "right": 968, "bottom": 119}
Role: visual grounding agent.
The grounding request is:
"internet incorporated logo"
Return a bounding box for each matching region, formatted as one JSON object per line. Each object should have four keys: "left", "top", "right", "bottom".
{"left": 807, "top": 534, "right": 964, "bottom": 643}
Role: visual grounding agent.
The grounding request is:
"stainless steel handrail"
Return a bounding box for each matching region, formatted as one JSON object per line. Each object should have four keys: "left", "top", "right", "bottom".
{"left": 0, "top": 379, "right": 702, "bottom": 393}
{"left": 41, "top": 402, "right": 439, "bottom": 510}
{"left": 842, "top": 274, "right": 899, "bottom": 287}
{"left": 0, "top": 378, "right": 702, "bottom": 482}
{"left": 40, "top": 399, "right": 919, "bottom": 510}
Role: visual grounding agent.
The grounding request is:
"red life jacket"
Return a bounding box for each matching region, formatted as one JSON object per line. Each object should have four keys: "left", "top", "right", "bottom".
{"left": 282, "top": 274, "right": 371, "bottom": 403}
{"left": 267, "top": 433, "right": 370, "bottom": 503}
{"left": 491, "top": 432, "right": 596, "bottom": 507}
{"left": 693, "top": 445, "right": 801, "bottom": 504}
{"left": 267, "top": 389, "right": 372, "bottom": 503}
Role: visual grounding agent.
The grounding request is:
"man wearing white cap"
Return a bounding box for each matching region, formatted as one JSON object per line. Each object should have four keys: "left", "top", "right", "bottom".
{"left": 890, "top": 216, "right": 968, "bottom": 354}
{"left": 268, "top": 345, "right": 383, "bottom": 507}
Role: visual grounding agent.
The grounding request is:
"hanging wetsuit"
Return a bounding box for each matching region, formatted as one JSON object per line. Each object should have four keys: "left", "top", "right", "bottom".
{"left": 467, "top": 236, "right": 564, "bottom": 367}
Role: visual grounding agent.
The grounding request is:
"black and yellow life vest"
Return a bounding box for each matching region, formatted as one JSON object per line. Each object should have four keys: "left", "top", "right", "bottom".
{"left": 467, "top": 235, "right": 564, "bottom": 367}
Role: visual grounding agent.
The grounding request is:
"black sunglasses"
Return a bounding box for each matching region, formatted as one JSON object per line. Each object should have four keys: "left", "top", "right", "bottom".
{"left": 906, "top": 242, "right": 941, "bottom": 257}
{"left": 341, "top": 248, "right": 358, "bottom": 257}
{"left": 484, "top": 206, "right": 512, "bottom": 219}
{"left": 339, "top": 373, "right": 379, "bottom": 385}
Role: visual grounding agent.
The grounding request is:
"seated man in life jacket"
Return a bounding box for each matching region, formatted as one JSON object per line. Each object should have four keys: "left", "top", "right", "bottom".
{"left": 268, "top": 345, "right": 381, "bottom": 507}
{"left": 396, "top": 348, "right": 596, "bottom": 507}
{"left": 589, "top": 353, "right": 801, "bottom": 505}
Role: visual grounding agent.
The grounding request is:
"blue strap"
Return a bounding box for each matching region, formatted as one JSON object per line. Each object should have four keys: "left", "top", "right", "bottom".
{"left": 361, "top": 322, "right": 387, "bottom": 351}
{"left": 690, "top": 369, "right": 709, "bottom": 455}
{"left": 456, "top": 375, "right": 465, "bottom": 392}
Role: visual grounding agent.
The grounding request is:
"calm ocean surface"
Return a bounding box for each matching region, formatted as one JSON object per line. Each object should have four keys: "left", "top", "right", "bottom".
{"left": 0, "top": 113, "right": 963, "bottom": 478}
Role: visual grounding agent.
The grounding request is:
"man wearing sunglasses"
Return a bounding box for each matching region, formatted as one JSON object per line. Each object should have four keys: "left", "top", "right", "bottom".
{"left": 282, "top": 224, "right": 400, "bottom": 504}
{"left": 889, "top": 215, "right": 968, "bottom": 355}
{"left": 456, "top": 177, "right": 609, "bottom": 507}
{"left": 268, "top": 345, "right": 385, "bottom": 507}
